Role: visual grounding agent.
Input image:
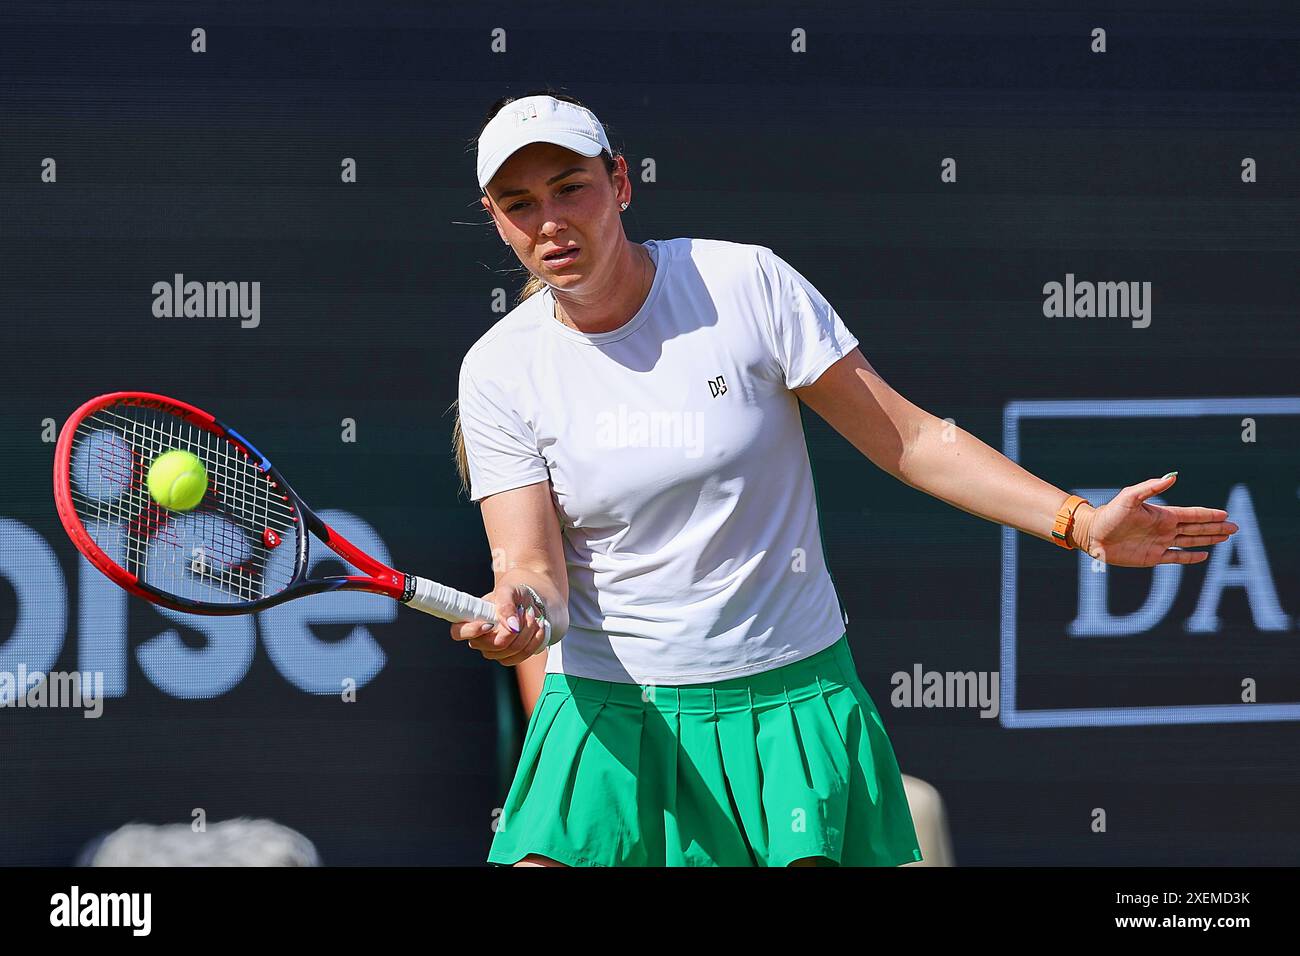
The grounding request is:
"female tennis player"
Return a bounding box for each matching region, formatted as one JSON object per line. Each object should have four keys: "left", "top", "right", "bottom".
{"left": 450, "top": 91, "right": 1239, "bottom": 868}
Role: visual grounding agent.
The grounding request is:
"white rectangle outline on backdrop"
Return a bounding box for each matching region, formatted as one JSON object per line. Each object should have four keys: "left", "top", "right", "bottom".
{"left": 1001, "top": 396, "right": 1300, "bottom": 728}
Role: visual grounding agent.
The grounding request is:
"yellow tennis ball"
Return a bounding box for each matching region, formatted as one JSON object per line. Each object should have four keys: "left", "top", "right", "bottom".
{"left": 147, "top": 449, "right": 208, "bottom": 511}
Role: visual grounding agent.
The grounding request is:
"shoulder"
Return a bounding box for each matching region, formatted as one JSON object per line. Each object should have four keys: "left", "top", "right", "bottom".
{"left": 460, "top": 290, "right": 549, "bottom": 380}
{"left": 667, "top": 236, "right": 773, "bottom": 275}
{"left": 672, "top": 239, "right": 804, "bottom": 306}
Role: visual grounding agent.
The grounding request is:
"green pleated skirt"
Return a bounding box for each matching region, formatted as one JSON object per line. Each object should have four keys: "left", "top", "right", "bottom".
{"left": 487, "top": 634, "right": 924, "bottom": 867}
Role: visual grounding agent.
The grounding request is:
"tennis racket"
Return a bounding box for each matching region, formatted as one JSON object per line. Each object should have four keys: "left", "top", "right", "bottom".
{"left": 53, "top": 391, "right": 545, "bottom": 640}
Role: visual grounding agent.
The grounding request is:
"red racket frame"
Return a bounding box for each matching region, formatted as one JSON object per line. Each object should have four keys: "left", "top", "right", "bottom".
{"left": 54, "top": 391, "right": 412, "bottom": 615}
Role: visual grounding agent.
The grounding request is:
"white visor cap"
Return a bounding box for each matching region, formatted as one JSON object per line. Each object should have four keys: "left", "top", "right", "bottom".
{"left": 476, "top": 94, "right": 611, "bottom": 192}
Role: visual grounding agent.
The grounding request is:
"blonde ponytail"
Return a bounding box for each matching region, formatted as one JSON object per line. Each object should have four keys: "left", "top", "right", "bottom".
{"left": 451, "top": 274, "right": 551, "bottom": 498}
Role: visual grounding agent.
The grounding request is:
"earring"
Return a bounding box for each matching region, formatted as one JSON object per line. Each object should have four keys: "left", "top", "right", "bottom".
{"left": 620, "top": 202, "right": 629, "bottom": 211}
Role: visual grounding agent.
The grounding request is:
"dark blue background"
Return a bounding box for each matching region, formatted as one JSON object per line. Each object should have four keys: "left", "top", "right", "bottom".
{"left": 1, "top": 0, "right": 1297, "bottom": 865}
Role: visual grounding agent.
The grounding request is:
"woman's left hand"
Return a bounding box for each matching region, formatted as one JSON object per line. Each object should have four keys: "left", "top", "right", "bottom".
{"left": 1076, "top": 472, "right": 1239, "bottom": 567}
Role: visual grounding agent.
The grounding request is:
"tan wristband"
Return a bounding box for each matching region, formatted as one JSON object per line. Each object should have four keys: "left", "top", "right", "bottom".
{"left": 1051, "top": 494, "right": 1091, "bottom": 549}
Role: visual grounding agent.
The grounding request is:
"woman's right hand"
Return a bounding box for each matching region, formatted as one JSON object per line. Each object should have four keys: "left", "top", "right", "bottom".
{"left": 449, "top": 582, "right": 549, "bottom": 667}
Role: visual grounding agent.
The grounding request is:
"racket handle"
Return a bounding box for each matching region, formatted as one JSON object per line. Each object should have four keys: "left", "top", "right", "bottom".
{"left": 402, "top": 575, "right": 554, "bottom": 648}
{"left": 403, "top": 575, "right": 497, "bottom": 623}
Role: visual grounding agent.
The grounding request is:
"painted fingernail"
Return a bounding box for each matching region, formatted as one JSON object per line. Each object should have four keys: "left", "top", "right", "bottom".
{"left": 1162, "top": 471, "right": 1178, "bottom": 480}
{"left": 479, "top": 622, "right": 492, "bottom": 633}
{"left": 507, "top": 616, "right": 520, "bottom": 633}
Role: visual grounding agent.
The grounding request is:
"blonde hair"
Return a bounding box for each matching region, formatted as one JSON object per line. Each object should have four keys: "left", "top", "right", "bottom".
{"left": 451, "top": 273, "right": 549, "bottom": 498}
{"left": 452, "top": 89, "right": 620, "bottom": 499}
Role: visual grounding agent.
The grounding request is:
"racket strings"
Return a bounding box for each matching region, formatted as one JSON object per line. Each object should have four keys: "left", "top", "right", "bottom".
{"left": 67, "top": 403, "right": 300, "bottom": 605}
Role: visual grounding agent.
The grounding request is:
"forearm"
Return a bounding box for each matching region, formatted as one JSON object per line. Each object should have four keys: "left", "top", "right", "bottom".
{"left": 895, "top": 412, "right": 1094, "bottom": 551}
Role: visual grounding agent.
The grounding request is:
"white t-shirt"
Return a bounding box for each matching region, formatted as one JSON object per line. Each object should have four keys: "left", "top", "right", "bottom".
{"left": 457, "top": 237, "right": 859, "bottom": 685}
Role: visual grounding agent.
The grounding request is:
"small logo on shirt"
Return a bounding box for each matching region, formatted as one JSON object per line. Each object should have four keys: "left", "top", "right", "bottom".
{"left": 708, "top": 375, "right": 728, "bottom": 398}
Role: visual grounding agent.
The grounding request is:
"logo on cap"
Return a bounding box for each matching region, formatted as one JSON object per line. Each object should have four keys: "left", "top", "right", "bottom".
{"left": 513, "top": 104, "right": 539, "bottom": 126}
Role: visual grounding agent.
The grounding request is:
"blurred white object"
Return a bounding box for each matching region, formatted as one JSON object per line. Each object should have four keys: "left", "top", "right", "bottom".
{"left": 901, "top": 775, "right": 956, "bottom": 866}
{"left": 78, "top": 817, "right": 320, "bottom": 867}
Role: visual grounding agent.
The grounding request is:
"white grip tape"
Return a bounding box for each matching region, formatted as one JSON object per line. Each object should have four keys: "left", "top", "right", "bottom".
{"left": 404, "top": 576, "right": 497, "bottom": 624}
{"left": 403, "top": 576, "right": 553, "bottom": 647}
